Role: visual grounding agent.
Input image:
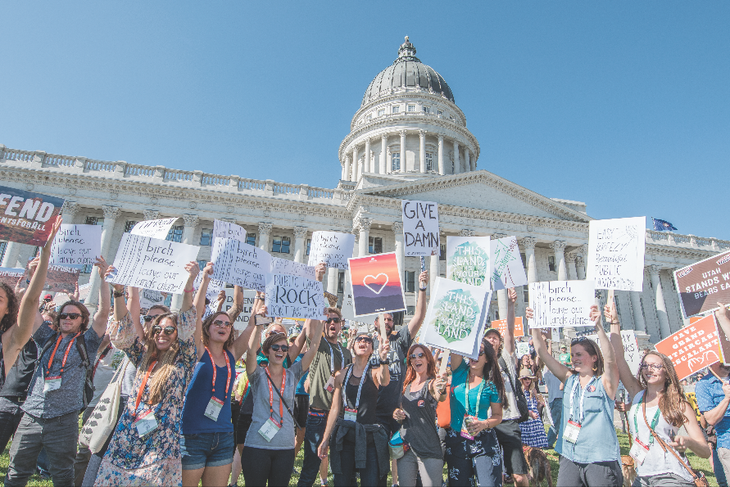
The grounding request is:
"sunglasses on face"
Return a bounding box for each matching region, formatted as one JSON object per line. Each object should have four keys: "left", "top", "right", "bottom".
{"left": 355, "top": 336, "right": 373, "bottom": 344}
{"left": 143, "top": 315, "right": 156, "bottom": 322}
{"left": 212, "top": 319, "right": 232, "bottom": 328}
{"left": 60, "top": 313, "right": 81, "bottom": 320}
{"left": 640, "top": 363, "right": 664, "bottom": 371}
{"left": 152, "top": 325, "right": 176, "bottom": 336}
{"left": 410, "top": 352, "right": 425, "bottom": 360}
{"left": 270, "top": 344, "right": 289, "bottom": 352}
{"left": 326, "top": 317, "right": 341, "bottom": 324}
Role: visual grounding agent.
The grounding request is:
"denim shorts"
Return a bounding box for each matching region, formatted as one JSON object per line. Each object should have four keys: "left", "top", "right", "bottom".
{"left": 181, "top": 431, "right": 235, "bottom": 470}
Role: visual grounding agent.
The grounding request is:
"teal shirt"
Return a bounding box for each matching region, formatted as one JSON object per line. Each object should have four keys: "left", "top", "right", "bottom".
{"left": 449, "top": 361, "right": 501, "bottom": 432}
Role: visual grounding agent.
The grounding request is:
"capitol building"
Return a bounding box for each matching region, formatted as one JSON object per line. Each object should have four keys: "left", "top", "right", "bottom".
{"left": 1, "top": 37, "right": 727, "bottom": 345}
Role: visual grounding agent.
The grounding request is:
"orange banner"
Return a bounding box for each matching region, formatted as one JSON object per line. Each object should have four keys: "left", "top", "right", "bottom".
{"left": 489, "top": 317, "right": 524, "bottom": 338}
{"left": 655, "top": 314, "right": 720, "bottom": 381}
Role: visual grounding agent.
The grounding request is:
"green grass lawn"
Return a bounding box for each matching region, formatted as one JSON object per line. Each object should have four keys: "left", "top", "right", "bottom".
{"left": 1, "top": 429, "right": 721, "bottom": 486}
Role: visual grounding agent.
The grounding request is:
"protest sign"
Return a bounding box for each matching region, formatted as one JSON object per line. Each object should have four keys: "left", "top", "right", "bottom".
{"left": 206, "top": 288, "right": 257, "bottom": 331}
{"left": 78, "top": 283, "right": 91, "bottom": 302}
{"left": 694, "top": 311, "right": 730, "bottom": 366}
{"left": 420, "top": 277, "right": 490, "bottom": 359}
{"left": 401, "top": 200, "right": 440, "bottom": 257}
{"left": 270, "top": 257, "right": 316, "bottom": 280}
{"left": 49, "top": 224, "right": 102, "bottom": 267}
{"left": 0, "top": 185, "right": 64, "bottom": 246}
{"left": 340, "top": 281, "right": 378, "bottom": 326}
{"left": 0, "top": 267, "right": 25, "bottom": 287}
{"left": 516, "top": 342, "right": 531, "bottom": 358}
{"left": 211, "top": 237, "right": 271, "bottom": 292}
{"left": 307, "top": 231, "right": 355, "bottom": 269}
{"left": 139, "top": 289, "right": 168, "bottom": 310}
{"left": 45, "top": 265, "right": 80, "bottom": 294}
{"left": 130, "top": 217, "right": 179, "bottom": 240}
{"left": 551, "top": 327, "right": 561, "bottom": 343}
{"left": 446, "top": 236, "right": 491, "bottom": 287}
{"left": 52, "top": 292, "right": 72, "bottom": 305}
{"left": 586, "top": 217, "right": 646, "bottom": 292}
{"left": 348, "top": 252, "right": 405, "bottom": 316}
{"left": 674, "top": 250, "right": 730, "bottom": 319}
{"left": 491, "top": 236, "right": 528, "bottom": 290}
{"left": 655, "top": 314, "right": 721, "bottom": 381}
{"left": 528, "top": 280, "right": 595, "bottom": 328}
{"left": 265, "top": 274, "right": 325, "bottom": 320}
{"left": 490, "top": 317, "right": 524, "bottom": 338}
{"left": 584, "top": 330, "right": 641, "bottom": 376}
{"left": 107, "top": 233, "right": 200, "bottom": 294}
{"left": 213, "top": 219, "right": 246, "bottom": 244}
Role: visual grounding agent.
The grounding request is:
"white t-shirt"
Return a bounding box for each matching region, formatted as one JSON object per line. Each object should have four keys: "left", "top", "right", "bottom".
{"left": 500, "top": 349, "right": 519, "bottom": 421}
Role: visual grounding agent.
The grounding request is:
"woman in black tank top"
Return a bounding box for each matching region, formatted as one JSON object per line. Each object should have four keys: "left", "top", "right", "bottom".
{"left": 317, "top": 331, "right": 391, "bottom": 486}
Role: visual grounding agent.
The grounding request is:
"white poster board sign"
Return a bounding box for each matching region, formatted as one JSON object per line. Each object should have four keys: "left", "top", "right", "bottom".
{"left": 139, "top": 289, "right": 168, "bottom": 310}
{"left": 206, "top": 288, "right": 257, "bottom": 331}
{"left": 213, "top": 219, "right": 246, "bottom": 244}
{"left": 584, "top": 330, "right": 641, "bottom": 376}
{"left": 270, "top": 257, "right": 316, "bottom": 280}
{"left": 491, "top": 236, "right": 528, "bottom": 290}
{"left": 528, "top": 280, "right": 595, "bottom": 329}
{"left": 49, "top": 224, "right": 102, "bottom": 267}
{"left": 130, "top": 217, "right": 179, "bottom": 240}
{"left": 402, "top": 200, "right": 440, "bottom": 257}
{"left": 586, "top": 217, "right": 646, "bottom": 292}
{"left": 265, "top": 274, "right": 325, "bottom": 320}
{"left": 307, "top": 231, "right": 355, "bottom": 270}
{"left": 211, "top": 238, "right": 271, "bottom": 292}
{"left": 446, "top": 236, "right": 491, "bottom": 287}
{"left": 516, "top": 342, "right": 531, "bottom": 359}
{"left": 421, "top": 277, "right": 490, "bottom": 359}
{"left": 106, "top": 233, "right": 200, "bottom": 294}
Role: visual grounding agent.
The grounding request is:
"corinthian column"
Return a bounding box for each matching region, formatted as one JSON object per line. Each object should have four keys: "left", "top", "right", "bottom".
{"left": 258, "top": 222, "right": 272, "bottom": 251}
{"left": 357, "top": 218, "right": 372, "bottom": 256}
{"left": 550, "top": 240, "right": 567, "bottom": 280}
{"left": 364, "top": 139, "right": 371, "bottom": 174}
{"left": 649, "top": 265, "right": 671, "bottom": 338}
{"left": 567, "top": 253, "right": 578, "bottom": 280}
{"left": 181, "top": 214, "right": 199, "bottom": 245}
{"left": 143, "top": 209, "right": 160, "bottom": 221}
{"left": 343, "top": 156, "right": 351, "bottom": 181}
{"left": 393, "top": 222, "right": 404, "bottom": 281}
{"left": 437, "top": 135, "right": 444, "bottom": 175}
{"left": 380, "top": 135, "right": 387, "bottom": 174}
{"left": 86, "top": 205, "right": 121, "bottom": 309}
{"left": 293, "top": 226, "right": 307, "bottom": 263}
{"left": 453, "top": 140, "right": 460, "bottom": 174}
{"left": 61, "top": 201, "right": 80, "bottom": 225}
{"left": 520, "top": 237, "right": 537, "bottom": 283}
{"left": 419, "top": 130, "right": 426, "bottom": 173}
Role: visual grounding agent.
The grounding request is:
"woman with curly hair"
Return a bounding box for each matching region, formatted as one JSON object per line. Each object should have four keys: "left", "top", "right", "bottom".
{"left": 606, "top": 298, "right": 710, "bottom": 486}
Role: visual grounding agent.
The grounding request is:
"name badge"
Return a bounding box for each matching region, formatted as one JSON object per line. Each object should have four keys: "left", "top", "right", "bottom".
{"left": 325, "top": 375, "right": 335, "bottom": 393}
{"left": 344, "top": 407, "right": 358, "bottom": 422}
{"left": 258, "top": 417, "right": 281, "bottom": 442}
{"left": 460, "top": 415, "right": 475, "bottom": 440}
{"left": 44, "top": 376, "right": 62, "bottom": 393}
{"left": 563, "top": 420, "right": 581, "bottom": 444}
{"left": 629, "top": 437, "right": 650, "bottom": 465}
{"left": 204, "top": 396, "right": 224, "bottom": 421}
{"left": 133, "top": 410, "right": 159, "bottom": 439}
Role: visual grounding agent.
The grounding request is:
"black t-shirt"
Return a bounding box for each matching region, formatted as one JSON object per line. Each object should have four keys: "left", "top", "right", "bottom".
{"left": 343, "top": 365, "right": 379, "bottom": 425}
{"left": 375, "top": 326, "right": 412, "bottom": 425}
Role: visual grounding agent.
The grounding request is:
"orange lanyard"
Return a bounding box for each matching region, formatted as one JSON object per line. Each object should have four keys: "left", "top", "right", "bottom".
{"left": 265, "top": 367, "right": 286, "bottom": 425}
{"left": 46, "top": 333, "right": 80, "bottom": 376}
{"left": 134, "top": 360, "right": 157, "bottom": 417}
{"left": 204, "top": 346, "right": 232, "bottom": 399}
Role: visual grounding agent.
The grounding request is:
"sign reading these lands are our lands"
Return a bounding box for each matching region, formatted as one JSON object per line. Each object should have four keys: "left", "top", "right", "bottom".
{"left": 211, "top": 237, "right": 271, "bottom": 292}
{"left": 421, "top": 277, "right": 490, "bottom": 360}
{"left": 348, "top": 252, "right": 405, "bottom": 316}
{"left": 265, "top": 274, "right": 325, "bottom": 320}
{"left": 49, "top": 224, "right": 102, "bottom": 267}
{"left": 130, "top": 218, "right": 180, "bottom": 240}
{"left": 402, "top": 200, "right": 439, "bottom": 257}
{"left": 528, "top": 280, "right": 595, "bottom": 328}
{"left": 446, "top": 236, "right": 491, "bottom": 287}
{"left": 107, "top": 233, "right": 200, "bottom": 294}
{"left": 307, "top": 231, "right": 355, "bottom": 270}
{"left": 492, "top": 236, "right": 528, "bottom": 290}
{"left": 586, "top": 217, "right": 646, "bottom": 292}
{"left": 674, "top": 250, "right": 730, "bottom": 319}
{"left": 0, "top": 185, "right": 65, "bottom": 246}
{"left": 655, "top": 314, "right": 721, "bottom": 381}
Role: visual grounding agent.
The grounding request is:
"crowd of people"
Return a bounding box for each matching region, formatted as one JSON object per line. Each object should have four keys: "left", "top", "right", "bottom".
{"left": 0, "top": 220, "right": 729, "bottom": 486}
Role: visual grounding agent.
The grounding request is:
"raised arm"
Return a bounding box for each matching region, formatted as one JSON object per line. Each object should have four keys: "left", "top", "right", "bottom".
{"left": 229, "top": 317, "right": 256, "bottom": 361}
{"left": 504, "top": 288, "right": 517, "bottom": 356}
{"left": 716, "top": 303, "right": 730, "bottom": 345}
{"left": 373, "top": 336, "right": 391, "bottom": 388}
{"left": 591, "top": 304, "right": 619, "bottom": 400}
{"left": 528, "top": 307, "right": 571, "bottom": 383}
{"left": 193, "top": 262, "right": 215, "bottom": 359}
{"left": 180, "top": 261, "right": 200, "bottom": 314}
{"left": 227, "top": 286, "right": 244, "bottom": 323}
{"left": 301, "top": 319, "right": 324, "bottom": 372}
{"left": 91, "top": 257, "right": 111, "bottom": 338}
{"left": 606, "top": 299, "right": 641, "bottom": 399}
{"left": 317, "top": 370, "right": 344, "bottom": 459}
{"left": 672, "top": 401, "right": 711, "bottom": 458}
{"left": 246, "top": 313, "right": 263, "bottom": 377}
{"left": 408, "top": 271, "right": 429, "bottom": 337}
{"left": 128, "top": 287, "right": 141, "bottom": 326}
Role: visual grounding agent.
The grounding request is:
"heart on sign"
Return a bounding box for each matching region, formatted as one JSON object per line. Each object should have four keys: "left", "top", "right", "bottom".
{"left": 363, "top": 273, "right": 389, "bottom": 294}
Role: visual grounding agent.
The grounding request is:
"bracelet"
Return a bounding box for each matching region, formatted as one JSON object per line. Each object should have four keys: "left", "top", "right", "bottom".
{"left": 419, "top": 286, "right": 427, "bottom": 292}
{"left": 609, "top": 321, "right": 619, "bottom": 325}
{"left": 113, "top": 290, "right": 125, "bottom": 298}
{"left": 184, "top": 288, "right": 194, "bottom": 293}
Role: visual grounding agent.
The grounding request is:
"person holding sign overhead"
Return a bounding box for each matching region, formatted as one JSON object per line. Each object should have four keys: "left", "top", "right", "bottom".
{"left": 94, "top": 261, "right": 201, "bottom": 487}
{"left": 530, "top": 304, "right": 623, "bottom": 487}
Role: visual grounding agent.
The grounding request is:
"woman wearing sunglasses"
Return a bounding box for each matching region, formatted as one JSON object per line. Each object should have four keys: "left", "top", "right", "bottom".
{"left": 530, "top": 304, "right": 623, "bottom": 487}
{"left": 94, "top": 261, "right": 201, "bottom": 487}
{"left": 241, "top": 303, "right": 324, "bottom": 487}
{"left": 391, "top": 344, "right": 448, "bottom": 487}
{"left": 317, "top": 330, "right": 391, "bottom": 487}
{"left": 606, "top": 299, "right": 709, "bottom": 486}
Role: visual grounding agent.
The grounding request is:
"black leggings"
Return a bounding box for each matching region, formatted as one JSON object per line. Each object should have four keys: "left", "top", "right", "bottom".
{"left": 242, "top": 446, "right": 296, "bottom": 487}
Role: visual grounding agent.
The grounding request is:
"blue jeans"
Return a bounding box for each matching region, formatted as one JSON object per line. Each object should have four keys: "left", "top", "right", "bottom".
{"left": 181, "top": 431, "right": 235, "bottom": 470}
{"left": 333, "top": 434, "right": 383, "bottom": 487}
{"left": 297, "top": 411, "right": 327, "bottom": 487}
{"left": 716, "top": 447, "right": 729, "bottom": 487}
{"left": 547, "top": 398, "right": 563, "bottom": 449}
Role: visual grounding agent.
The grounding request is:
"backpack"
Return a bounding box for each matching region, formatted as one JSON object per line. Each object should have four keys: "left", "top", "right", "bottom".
{"left": 38, "top": 332, "right": 95, "bottom": 412}
{"left": 499, "top": 356, "right": 530, "bottom": 423}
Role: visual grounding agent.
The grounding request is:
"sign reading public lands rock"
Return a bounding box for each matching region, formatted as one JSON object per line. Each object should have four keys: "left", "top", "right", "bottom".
{"left": 446, "top": 236, "right": 491, "bottom": 287}
{"left": 421, "top": 277, "right": 490, "bottom": 360}
{"left": 265, "top": 273, "right": 325, "bottom": 320}
{"left": 674, "top": 250, "right": 730, "bottom": 319}
{"left": 0, "top": 185, "right": 65, "bottom": 246}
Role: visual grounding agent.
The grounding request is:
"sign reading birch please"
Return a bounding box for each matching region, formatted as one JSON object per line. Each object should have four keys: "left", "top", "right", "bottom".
{"left": 211, "top": 237, "right": 271, "bottom": 292}
{"left": 528, "top": 280, "right": 595, "bottom": 328}
{"left": 402, "top": 200, "right": 440, "bottom": 257}
{"left": 213, "top": 219, "right": 246, "bottom": 244}
{"left": 586, "top": 217, "right": 646, "bottom": 292}
{"left": 307, "top": 231, "right": 355, "bottom": 270}
{"left": 130, "top": 218, "right": 179, "bottom": 240}
{"left": 49, "top": 224, "right": 102, "bottom": 267}
{"left": 674, "top": 251, "right": 730, "bottom": 319}
{"left": 446, "top": 236, "right": 491, "bottom": 287}
{"left": 0, "top": 185, "right": 64, "bottom": 246}
{"left": 655, "top": 314, "right": 721, "bottom": 381}
{"left": 491, "top": 236, "right": 528, "bottom": 290}
{"left": 265, "top": 274, "right": 325, "bottom": 320}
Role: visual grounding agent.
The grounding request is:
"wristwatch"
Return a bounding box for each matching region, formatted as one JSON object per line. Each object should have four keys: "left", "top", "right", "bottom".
{"left": 113, "top": 290, "right": 125, "bottom": 298}
{"left": 379, "top": 358, "right": 390, "bottom": 366}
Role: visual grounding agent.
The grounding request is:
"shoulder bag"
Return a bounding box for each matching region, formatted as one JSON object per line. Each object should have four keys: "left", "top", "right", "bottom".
{"left": 264, "top": 369, "right": 301, "bottom": 429}
{"left": 499, "top": 356, "right": 530, "bottom": 423}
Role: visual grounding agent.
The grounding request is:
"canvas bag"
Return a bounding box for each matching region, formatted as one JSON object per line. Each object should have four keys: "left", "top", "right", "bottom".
{"left": 78, "top": 359, "right": 128, "bottom": 453}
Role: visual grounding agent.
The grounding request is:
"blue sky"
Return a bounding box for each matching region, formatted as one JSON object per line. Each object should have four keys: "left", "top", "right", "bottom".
{"left": 1, "top": 1, "right": 728, "bottom": 240}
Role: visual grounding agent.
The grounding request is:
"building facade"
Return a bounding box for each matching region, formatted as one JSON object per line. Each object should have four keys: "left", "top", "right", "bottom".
{"left": 1, "top": 37, "right": 727, "bottom": 345}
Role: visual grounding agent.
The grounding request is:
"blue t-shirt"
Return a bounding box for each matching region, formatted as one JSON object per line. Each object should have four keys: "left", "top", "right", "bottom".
{"left": 696, "top": 373, "right": 730, "bottom": 449}
{"left": 182, "top": 348, "right": 236, "bottom": 434}
{"left": 449, "top": 361, "right": 501, "bottom": 432}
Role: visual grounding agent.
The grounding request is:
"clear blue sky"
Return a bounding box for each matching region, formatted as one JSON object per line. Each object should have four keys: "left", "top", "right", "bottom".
{"left": 1, "top": 2, "right": 728, "bottom": 240}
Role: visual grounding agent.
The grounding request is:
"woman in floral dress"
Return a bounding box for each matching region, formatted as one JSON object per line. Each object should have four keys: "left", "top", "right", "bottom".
{"left": 517, "top": 369, "right": 548, "bottom": 448}
{"left": 94, "top": 262, "right": 200, "bottom": 486}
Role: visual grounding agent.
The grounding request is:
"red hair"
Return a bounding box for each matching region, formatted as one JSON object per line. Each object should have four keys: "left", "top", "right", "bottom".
{"left": 402, "top": 344, "right": 437, "bottom": 393}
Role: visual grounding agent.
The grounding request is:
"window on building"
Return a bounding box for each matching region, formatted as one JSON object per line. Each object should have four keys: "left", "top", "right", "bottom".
{"left": 391, "top": 152, "right": 401, "bottom": 171}
{"left": 369, "top": 236, "right": 382, "bottom": 254}
{"left": 378, "top": 108, "right": 385, "bottom": 117}
{"left": 523, "top": 287, "right": 529, "bottom": 304}
{"left": 197, "top": 259, "right": 207, "bottom": 271}
{"left": 246, "top": 233, "right": 257, "bottom": 247}
{"left": 407, "top": 105, "right": 415, "bottom": 112}
{"left": 199, "top": 228, "right": 213, "bottom": 246}
{"left": 306, "top": 238, "right": 311, "bottom": 255}
{"left": 548, "top": 255, "right": 556, "bottom": 272}
{"left": 437, "top": 110, "right": 443, "bottom": 117}
{"left": 0, "top": 241, "right": 6, "bottom": 262}
{"left": 272, "top": 236, "right": 291, "bottom": 253}
{"left": 425, "top": 152, "right": 434, "bottom": 171}
{"left": 392, "top": 106, "right": 400, "bottom": 114}
{"left": 520, "top": 253, "right": 527, "bottom": 266}
{"left": 337, "top": 270, "right": 345, "bottom": 294}
{"left": 422, "top": 106, "right": 430, "bottom": 114}
{"left": 124, "top": 221, "right": 137, "bottom": 233}
{"left": 83, "top": 217, "right": 104, "bottom": 273}
{"left": 494, "top": 310, "right": 500, "bottom": 320}
{"left": 166, "top": 225, "right": 184, "bottom": 243}
{"left": 405, "top": 271, "right": 416, "bottom": 293}
{"left": 440, "top": 243, "right": 446, "bottom": 260}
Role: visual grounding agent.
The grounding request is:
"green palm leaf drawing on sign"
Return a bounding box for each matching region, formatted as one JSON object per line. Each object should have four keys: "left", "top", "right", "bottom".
{"left": 448, "top": 241, "right": 489, "bottom": 286}
{"left": 433, "top": 289, "right": 480, "bottom": 343}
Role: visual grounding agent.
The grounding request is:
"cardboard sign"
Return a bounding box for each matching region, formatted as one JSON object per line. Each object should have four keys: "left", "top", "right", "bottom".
{"left": 420, "top": 277, "right": 490, "bottom": 359}
{"left": 307, "top": 231, "right": 355, "bottom": 270}
{"left": 674, "top": 251, "right": 730, "bottom": 319}
{"left": 213, "top": 219, "right": 246, "bottom": 244}
{"left": 446, "top": 236, "right": 491, "bottom": 287}
{"left": 655, "top": 314, "right": 721, "bottom": 381}
{"left": 270, "top": 257, "right": 316, "bottom": 280}
{"left": 265, "top": 274, "right": 325, "bottom": 320}
{"left": 528, "top": 280, "right": 595, "bottom": 328}
{"left": 490, "top": 317, "right": 524, "bottom": 338}
{"left": 586, "top": 217, "right": 646, "bottom": 292}
{"left": 584, "top": 330, "right": 641, "bottom": 376}
{"left": 45, "top": 265, "right": 80, "bottom": 294}
{"left": 139, "top": 289, "right": 168, "bottom": 310}
{"left": 402, "top": 200, "right": 440, "bottom": 257}
{"left": 130, "top": 217, "right": 179, "bottom": 240}
{"left": 0, "top": 185, "right": 64, "bottom": 246}
{"left": 107, "top": 233, "right": 201, "bottom": 294}
{"left": 49, "top": 224, "right": 102, "bottom": 267}
{"left": 491, "top": 236, "right": 528, "bottom": 290}
{"left": 211, "top": 237, "right": 271, "bottom": 292}
{"left": 0, "top": 267, "right": 25, "bottom": 287}
{"left": 348, "top": 252, "right": 406, "bottom": 316}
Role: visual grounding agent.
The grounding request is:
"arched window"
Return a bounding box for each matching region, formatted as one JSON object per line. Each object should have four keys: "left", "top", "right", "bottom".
{"left": 391, "top": 152, "right": 401, "bottom": 171}
{"left": 425, "top": 152, "right": 434, "bottom": 171}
